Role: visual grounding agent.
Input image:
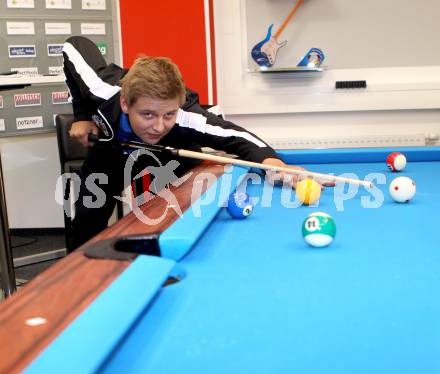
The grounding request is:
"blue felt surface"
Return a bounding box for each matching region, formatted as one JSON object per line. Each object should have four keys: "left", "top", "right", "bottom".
{"left": 25, "top": 256, "right": 176, "bottom": 374}
{"left": 159, "top": 165, "right": 249, "bottom": 260}
{"left": 101, "top": 154, "right": 440, "bottom": 373}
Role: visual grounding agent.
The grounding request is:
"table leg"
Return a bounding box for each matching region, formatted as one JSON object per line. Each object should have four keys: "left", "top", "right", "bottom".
{"left": 0, "top": 155, "right": 16, "bottom": 298}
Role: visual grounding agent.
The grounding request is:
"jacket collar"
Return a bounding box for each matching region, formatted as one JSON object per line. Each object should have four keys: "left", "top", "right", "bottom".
{"left": 95, "top": 88, "right": 199, "bottom": 141}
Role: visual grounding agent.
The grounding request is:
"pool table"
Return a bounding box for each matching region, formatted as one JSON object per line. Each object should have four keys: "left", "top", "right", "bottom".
{"left": 1, "top": 147, "right": 440, "bottom": 373}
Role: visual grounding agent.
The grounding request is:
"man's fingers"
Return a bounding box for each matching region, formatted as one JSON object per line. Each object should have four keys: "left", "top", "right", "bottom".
{"left": 316, "top": 178, "right": 336, "bottom": 188}
{"left": 69, "top": 121, "right": 99, "bottom": 147}
{"left": 70, "top": 130, "right": 97, "bottom": 147}
{"left": 266, "top": 171, "right": 298, "bottom": 188}
{"left": 79, "top": 134, "right": 91, "bottom": 147}
{"left": 282, "top": 173, "right": 296, "bottom": 187}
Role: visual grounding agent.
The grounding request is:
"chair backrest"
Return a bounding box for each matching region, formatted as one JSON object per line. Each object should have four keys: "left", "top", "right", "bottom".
{"left": 55, "top": 114, "right": 88, "bottom": 171}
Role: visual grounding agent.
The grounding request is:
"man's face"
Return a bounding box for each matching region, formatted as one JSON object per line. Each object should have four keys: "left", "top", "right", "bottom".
{"left": 120, "top": 95, "right": 180, "bottom": 144}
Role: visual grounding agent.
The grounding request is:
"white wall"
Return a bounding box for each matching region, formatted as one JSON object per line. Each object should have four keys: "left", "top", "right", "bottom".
{"left": 214, "top": 0, "right": 440, "bottom": 145}
{"left": 244, "top": 0, "right": 440, "bottom": 70}
{"left": 0, "top": 134, "right": 63, "bottom": 228}
{"left": 227, "top": 109, "right": 440, "bottom": 149}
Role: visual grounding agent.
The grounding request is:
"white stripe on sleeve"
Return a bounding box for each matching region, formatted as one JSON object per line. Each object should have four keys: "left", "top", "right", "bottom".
{"left": 63, "top": 42, "right": 121, "bottom": 100}
{"left": 176, "top": 109, "right": 267, "bottom": 147}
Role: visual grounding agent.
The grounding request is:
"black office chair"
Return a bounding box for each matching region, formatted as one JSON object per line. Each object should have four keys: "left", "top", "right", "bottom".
{"left": 55, "top": 114, "right": 124, "bottom": 252}
{"left": 55, "top": 106, "right": 222, "bottom": 250}
{"left": 55, "top": 114, "right": 89, "bottom": 252}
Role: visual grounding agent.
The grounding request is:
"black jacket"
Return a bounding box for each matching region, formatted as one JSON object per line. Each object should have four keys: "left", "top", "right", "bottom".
{"left": 63, "top": 36, "right": 278, "bottom": 163}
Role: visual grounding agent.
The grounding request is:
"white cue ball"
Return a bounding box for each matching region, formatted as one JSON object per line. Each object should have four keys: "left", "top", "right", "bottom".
{"left": 389, "top": 176, "right": 416, "bottom": 203}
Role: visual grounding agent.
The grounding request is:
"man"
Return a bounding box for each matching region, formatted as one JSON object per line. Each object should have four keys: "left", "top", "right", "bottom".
{"left": 63, "top": 36, "right": 303, "bottom": 249}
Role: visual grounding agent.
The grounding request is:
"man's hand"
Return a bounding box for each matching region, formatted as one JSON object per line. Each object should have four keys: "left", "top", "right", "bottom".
{"left": 262, "top": 158, "right": 335, "bottom": 188}
{"left": 69, "top": 120, "right": 99, "bottom": 147}
{"left": 262, "top": 158, "right": 305, "bottom": 188}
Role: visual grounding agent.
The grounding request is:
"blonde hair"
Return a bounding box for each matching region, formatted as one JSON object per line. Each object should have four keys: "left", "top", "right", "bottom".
{"left": 120, "top": 56, "right": 186, "bottom": 107}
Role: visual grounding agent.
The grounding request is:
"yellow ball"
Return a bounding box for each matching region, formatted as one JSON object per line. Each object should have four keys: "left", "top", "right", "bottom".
{"left": 296, "top": 178, "right": 321, "bottom": 205}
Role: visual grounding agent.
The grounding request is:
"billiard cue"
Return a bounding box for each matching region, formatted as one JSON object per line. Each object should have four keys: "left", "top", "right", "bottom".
{"left": 115, "top": 138, "right": 374, "bottom": 189}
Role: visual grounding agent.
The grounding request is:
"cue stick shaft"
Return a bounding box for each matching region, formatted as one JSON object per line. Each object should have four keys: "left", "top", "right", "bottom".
{"left": 117, "top": 139, "right": 373, "bottom": 188}
{"left": 176, "top": 149, "right": 373, "bottom": 188}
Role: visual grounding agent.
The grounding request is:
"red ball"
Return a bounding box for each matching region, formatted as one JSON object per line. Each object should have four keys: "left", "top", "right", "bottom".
{"left": 386, "top": 152, "right": 406, "bottom": 172}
